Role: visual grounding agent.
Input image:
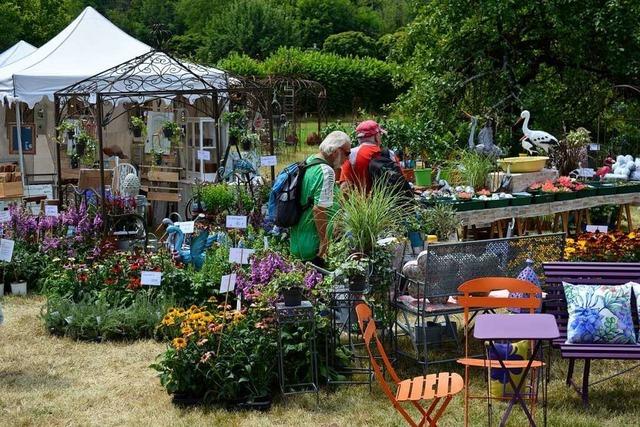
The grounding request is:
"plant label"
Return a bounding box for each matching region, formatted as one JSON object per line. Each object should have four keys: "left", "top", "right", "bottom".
{"left": 0, "top": 238, "right": 15, "bottom": 262}
{"left": 141, "top": 271, "right": 162, "bottom": 286}
{"left": 226, "top": 215, "right": 247, "bottom": 229}
{"left": 577, "top": 168, "right": 595, "bottom": 178}
{"left": 197, "top": 150, "right": 211, "bottom": 161}
{"left": 229, "top": 248, "right": 255, "bottom": 264}
{"left": 589, "top": 143, "right": 600, "bottom": 151}
{"left": 203, "top": 173, "right": 216, "bottom": 182}
{"left": 44, "top": 205, "right": 59, "bottom": 217}
{"left": 260, "top": 155, "right": 277, "bottom": 167}
{"left": 263, "top": 236, "right": 269, "bottom": 249}
{"left": 0, "top": 211, "right": 10, "bottom": 223}
{"left": 176, "top": 221, "right": 195, "bottom": 234}
{"left": 236, "top": 295, "right": 242, "bottom": 311}
{"left": 586, "top": 225, "right": 608, "bottom": 233}
{"left": 219, "top": 273, "right": 237, "bottom": 293}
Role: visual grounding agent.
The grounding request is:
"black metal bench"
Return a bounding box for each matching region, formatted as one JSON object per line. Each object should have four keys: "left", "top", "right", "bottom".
{"left": 542, "top": 261, "right": 640, "bottom": 406}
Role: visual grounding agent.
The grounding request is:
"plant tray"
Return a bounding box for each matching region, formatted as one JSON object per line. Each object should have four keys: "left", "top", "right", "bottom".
{"left": 576, "top": 187, "right": 597, "bottom": 198}
{"left": 485, "top": 198, "right": 510, "bottom": 209}
{"left": 453, "top": 199, "right": 485, "bottom": 211}
{"left": 555, "top": 191, "right": 577, "bottom": 201}
{"left": 617, "top": 183, "right": 640, "bottom": 194}
{"left": 510, "top": 194, "right": 532, "bottom": 206}
{"left": 532, "top": 193, "right": 555, "bottom": 204}
{"left": 597, "top": 185, "right": 618, "bottom": 196}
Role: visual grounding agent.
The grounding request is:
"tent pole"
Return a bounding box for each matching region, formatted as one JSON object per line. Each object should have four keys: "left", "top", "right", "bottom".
{"left": 96, "top": 94, "right": 107, "bottom": 226}
{"left": 15, "top": 102, "right": 26, "bottom": 188}
{"left": 54, "top": 95, "right": 62, "bottom": 209}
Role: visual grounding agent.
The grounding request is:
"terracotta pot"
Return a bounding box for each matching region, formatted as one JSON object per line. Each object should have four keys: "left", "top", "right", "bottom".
{"left": 403, "top": 168, "right": 415, "bottom": 183}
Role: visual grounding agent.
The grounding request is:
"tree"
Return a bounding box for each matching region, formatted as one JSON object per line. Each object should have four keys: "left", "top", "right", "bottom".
{"left": 323, "top": 31, "right": 377, "bottom": 58}
{"left": 394, "top": 0, "right": 640, "bottom": 153}
{"left": 197, "top": 0, "right": 301, "bottom": 63}
{"left": 0, "top": 3, "right": 23, "bottom": 52}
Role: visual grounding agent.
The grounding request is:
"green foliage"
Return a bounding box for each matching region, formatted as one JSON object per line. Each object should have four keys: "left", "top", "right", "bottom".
{"left": 323, "top": 31, "right": 377, "bottom": 58}
{"left": 3, "top": 242, "right": 47, "bottom": 291}
{"left": 221, "top": 47, "right": 398, "bottom": 114}
{"left": 42, "top": 293, "right": 175, "bottom": 341}
{"left": 423, "top": 203, "right": 461, "bottom": 241}
{"left": 457, "top": 150, "right": 495, "bottom": 190}
{"left": 394, "top": 0, "right": 640, "bottom": 154}
{"left": 200, "top": 183, "right": 235, "bottom": 214}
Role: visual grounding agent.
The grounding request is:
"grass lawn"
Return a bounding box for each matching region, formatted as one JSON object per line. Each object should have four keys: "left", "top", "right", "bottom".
{"left": 2, "top": 296, "right": 640, "bottom": 426}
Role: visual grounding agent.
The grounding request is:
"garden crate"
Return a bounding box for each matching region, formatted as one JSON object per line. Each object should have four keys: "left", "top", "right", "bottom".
{"left": 485, "top": 198, "right": 510, "bottom": 209}
{"left": 587, "top": 181, "right": 618, "bottom": 196}
{"left": 617, "top": 182, "right": 640, "bottom": 194}
{"left": 453, "top": 199, "right": 485, "bottom": 211}
{"left": 510, "top": 193, "right": 532, "bottom": 206}
{"left": 576, "top": 187, "right": 597, "bottom": 198}
{"left": 555, "top": 191, "right": 577, "bottom": 201}
{"left": 532, "top": 193, "right": 555, "bottom": 204}
{"left": 0, "top": 181, "right": 23, "bottom": 198}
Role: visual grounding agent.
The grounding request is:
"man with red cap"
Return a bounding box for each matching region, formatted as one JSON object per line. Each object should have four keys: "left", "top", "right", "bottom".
{"left": 340, "top": 119, "right": 401, "bottom": 192}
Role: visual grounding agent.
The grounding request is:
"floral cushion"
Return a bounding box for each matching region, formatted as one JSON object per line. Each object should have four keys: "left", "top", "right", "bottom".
{"left": 563, "top": 282, "right": 636, "bottom": 344}
{"left": 487, "top": 340, "right": 529, "bottom": 398}
{"left": 629, "top": 282, "right": 640, "bottom": 343}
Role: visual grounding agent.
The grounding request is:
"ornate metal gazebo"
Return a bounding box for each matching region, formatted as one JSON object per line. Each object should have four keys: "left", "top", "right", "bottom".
{"left": 54, "top": 50, "right": 274, "bottom": 219}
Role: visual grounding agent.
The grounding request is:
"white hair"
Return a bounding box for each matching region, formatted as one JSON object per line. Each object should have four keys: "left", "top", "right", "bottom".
{"left": 319, "top": 131, "right": 351, "bottom": 155}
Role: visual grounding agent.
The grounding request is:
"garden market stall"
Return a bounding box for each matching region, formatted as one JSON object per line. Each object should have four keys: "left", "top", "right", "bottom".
{"left": 54, "top": 50, "right": 274, "bottom": 223}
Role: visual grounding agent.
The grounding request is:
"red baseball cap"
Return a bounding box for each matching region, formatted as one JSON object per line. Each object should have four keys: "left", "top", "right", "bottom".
{"left": 355, "top": 120, "right": 386, "bottom": 138}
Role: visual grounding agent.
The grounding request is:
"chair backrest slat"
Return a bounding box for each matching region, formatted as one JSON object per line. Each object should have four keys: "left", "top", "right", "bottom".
{"left": 457, "top": 277, "right": 542, "bottom": 310}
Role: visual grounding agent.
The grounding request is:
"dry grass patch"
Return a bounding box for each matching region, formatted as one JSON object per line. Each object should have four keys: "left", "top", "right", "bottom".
{"left": 2, "top": 296, "right": 640, "bottom": 426}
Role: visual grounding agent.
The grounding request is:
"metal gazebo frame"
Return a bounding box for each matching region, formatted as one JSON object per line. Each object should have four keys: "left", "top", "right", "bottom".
{"left": 54, "top": 50, "right": 274, "bottom": 219}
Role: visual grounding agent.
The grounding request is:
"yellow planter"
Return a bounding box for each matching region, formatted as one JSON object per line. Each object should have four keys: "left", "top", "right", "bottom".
{"left": 497, "top": 156, "right": 549, "bottom": 173}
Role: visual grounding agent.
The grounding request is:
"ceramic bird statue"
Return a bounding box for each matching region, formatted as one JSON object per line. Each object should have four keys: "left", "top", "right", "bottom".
{"left": 464, "top": 111, "right": 503, "bottom": 157}
{"left": 166, "top": 226, "right": 218, "bottom": 271}
{"left": 467, "top": 115, "right": 478, "bottom": 150}
{"left": 516, "top": 110, "right": 558, "bottom": 155}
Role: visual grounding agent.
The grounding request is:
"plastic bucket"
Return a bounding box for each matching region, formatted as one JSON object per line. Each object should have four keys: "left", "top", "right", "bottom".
{"left": 11, "top": 282, "right": 27, "bottom": 295}
{"left": 414, "top": 168, "right": 432, "bottom": 186}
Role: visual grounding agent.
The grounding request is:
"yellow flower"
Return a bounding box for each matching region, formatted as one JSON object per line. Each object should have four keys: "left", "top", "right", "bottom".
{"left": 566, "top": 238, "right": 575, "bottom": 245}
{"left": 172, "top": 337, "right": 187, "bottom": 350}
{"left": 629, "top": 232, "right": 636, "bottom": 239}
{"left": 564, "top": 247, "right": 576, "bottom": 255}
{"left": 168, "top": 308, "right": 177, "bottom": 315}
{"left": 181, "top": 326, "right": 194, "bottom": 336}
{"left": 577, "top": 240, "right": 587, "bottom": 249}
{"left": 162, "top": 315, "right": 175, "bottom": 326}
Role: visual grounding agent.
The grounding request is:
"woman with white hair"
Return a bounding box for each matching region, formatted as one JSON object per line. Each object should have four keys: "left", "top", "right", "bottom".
{"left": 290, "top": 131, "right": 351, "bottom": 265}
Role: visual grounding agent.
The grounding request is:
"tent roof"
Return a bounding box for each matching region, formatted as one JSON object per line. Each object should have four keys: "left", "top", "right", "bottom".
{"left": 0, "top": 6, "right": 153, "bottom": 107}
{"left": 0, "top": 41, "right": 36, "bottom": 68}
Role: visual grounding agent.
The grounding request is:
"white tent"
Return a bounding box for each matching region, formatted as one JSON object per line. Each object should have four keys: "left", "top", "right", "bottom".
{"left": 0, "top": 41, "right": 36, "bottom": 68}
{"left": 0, "top": 7, "right": 152, "bottom": 107}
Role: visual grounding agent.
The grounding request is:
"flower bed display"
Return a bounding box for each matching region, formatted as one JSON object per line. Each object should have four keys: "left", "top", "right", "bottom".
{"left": 565, "top": 231, "right": 640, "bottom": 262}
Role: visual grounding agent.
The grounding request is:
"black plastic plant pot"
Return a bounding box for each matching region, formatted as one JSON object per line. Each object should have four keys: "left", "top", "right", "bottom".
{"left": 282, "top": 287, "right": 303, "bottom": 307}
{"left": 171, "top": 393, "right": 204, "bottom": 406}
{"left": 132, "top": 127, "right": 142, "bottom": 138}
{"left": 67, "top": 129, "right": 75, "bottom": 139}
{"left": 163, "top": 128, "right": 173, "bottom": 138}
{"left": 75, "top": 141, "right": 86, "bottom": 156}
{"left": 154, "top": 154, "right": 163, "bottom": 166}
{"left": 70, "top": 157, "right": 79, "bottom": 169}
{"left": 348, "top": 276, "right": 368, "bottom": 292}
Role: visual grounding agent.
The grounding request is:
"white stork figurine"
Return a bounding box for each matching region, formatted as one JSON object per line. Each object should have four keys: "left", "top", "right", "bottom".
{"left": 516, "top": 110, "right": 558, "bottom": 155}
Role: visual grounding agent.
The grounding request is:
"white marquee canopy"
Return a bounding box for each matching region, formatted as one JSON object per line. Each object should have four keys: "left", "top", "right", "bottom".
{"left": 0, "top": 41, "right": 36, "bottom": 68}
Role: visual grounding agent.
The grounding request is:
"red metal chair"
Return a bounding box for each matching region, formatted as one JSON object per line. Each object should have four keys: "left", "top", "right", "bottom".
{"left": 355, "top": 303, "right": 463, "bottom": 426}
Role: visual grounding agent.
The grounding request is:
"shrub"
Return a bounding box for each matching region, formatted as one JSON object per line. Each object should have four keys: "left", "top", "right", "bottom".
{"left": 323, "top": 31, "right": 377, "bottom": 58}
{"left": 200, "top": 183, "right": 235, "bottom": 214}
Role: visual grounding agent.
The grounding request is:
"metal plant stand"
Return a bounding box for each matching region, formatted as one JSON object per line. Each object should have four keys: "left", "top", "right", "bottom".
{"left": 276, "top": 301, "right": 319, "bottom": 402}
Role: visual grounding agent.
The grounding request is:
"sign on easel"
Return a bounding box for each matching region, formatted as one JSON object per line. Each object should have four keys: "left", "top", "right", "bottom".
{"left": 229, "top": 248, "right": 255, "bottom": 264}
{"left": 0, "top": 238, "right": 15, "bottom": 262}
{"left": 197, "top": 150, "right": 211, "bottom": 161}
{"left": 260, "top": 155, "right": 277, "bottom": 167}
{"left": 141, "top": 271, "right": 162, "bottom": 286}
{"left": 226, "top": 215, "right": 247, "bottom": 229}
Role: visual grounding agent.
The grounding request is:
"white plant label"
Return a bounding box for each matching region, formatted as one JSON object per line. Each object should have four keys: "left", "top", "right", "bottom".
{"left": 586, "top": 225, "right": 608, "bottom": 233}
{"left": 176, "top": 221, "right": 195, "bottom": 234}
{"left": 219, "top": 273, "right": 237, "bottom": 293}
{"left": 0, "top": 238, "right": 15, "bottom": 262}
{"left": 226, "top": 215, "right": 247, "bottom": 229}
{"left": 203, "top": 173, "right": 216, "bottom": 182}
{"left": 44, "top": 205, "right": 59, "bottom": 217}
{"left": 197, "top": 150, "right": 211, "bottom": 161}
{"left": 263, "top": 236, "right": 269, "bottom": 249}
{"left": 260, "top": 155, "right": 277, "bottom": 167}
{"left": 229, "top": 248, "right": 255, "bottom": 264}
{"left": 236, "top": 295, "right": 242, "bottom": 311}
{"left": 589, "top": 143, "right": 600, "bottom": 151}
{"left": 0, "top": 211, "right": 10, "bottom": 223}
{"left": 141, "top": 271, "right": 162, "bottom": 286}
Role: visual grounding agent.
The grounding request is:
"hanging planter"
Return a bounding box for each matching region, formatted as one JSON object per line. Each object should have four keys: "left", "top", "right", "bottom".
{"left": 70, "top": 155, "right": 79, "bottom": 169}
{"left": 162, "top": 121, "right": 181, "bottom": 139}
{"left": 132, "top": 127, "right": 142, "bottom": 138}
{"left": 130, "top": 116, "right": 145, "bottom": 138}
{"left": 153, "top": 152, "right": 163, "bottom": 166}
{"left": 75, "top": 140, "right": 86, "bottom": 156}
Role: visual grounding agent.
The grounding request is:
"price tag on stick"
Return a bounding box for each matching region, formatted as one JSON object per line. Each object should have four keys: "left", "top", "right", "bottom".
{"left": 0, "top": 211, "right": 10, "bottom": 223}
{"left": 0, "top": 238, "right": 15, "bottom": 262}
{"left": 260, "top": 155, "right": 277, "bottom": 167}
{"left": 229, "top": 248, "right": 255, "bottom": 264}
{"left": 586, "top": 225, "right": 608, "bottom": 233}
{"left": 175, "top": 221, "right": 195, "bottom": 234}
{"left": 45, "top": 205, "right": 59, "bottom": 217}
{"left": 219, "top": 273, "right": 237, "bottom": 293}
{"left": 226, "top": 215, "right": 247, "bottom": 229}
{"left": 141, "top": 271, "right": 162, "bottom": 286}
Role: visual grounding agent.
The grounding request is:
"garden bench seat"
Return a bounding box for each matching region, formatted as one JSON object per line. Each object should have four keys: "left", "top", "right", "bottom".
{"left": 542, "top": 261, "right": 640, "bottom": 406}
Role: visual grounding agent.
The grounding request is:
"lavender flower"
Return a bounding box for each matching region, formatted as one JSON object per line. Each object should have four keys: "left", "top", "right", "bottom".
{"left": 304, "top": 269, "right": 323, "bottom": 290}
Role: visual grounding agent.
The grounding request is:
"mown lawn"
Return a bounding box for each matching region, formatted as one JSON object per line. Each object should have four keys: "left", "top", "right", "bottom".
{"left": 2, "top": 295, "right": 640, "bottom": 426}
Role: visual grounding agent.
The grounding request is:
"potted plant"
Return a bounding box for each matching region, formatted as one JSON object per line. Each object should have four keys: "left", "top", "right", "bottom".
{"left": 57, "top": 120, "right": 76, "bottom": 139}
{"left": 70, "top": 152, "right": 79, "bottom": 169}
{"left": 162, "top": 121, "right": 181, "bottom": 139}
{"left": 222, "top": 110, "right": 247, "bottom": 146}
{"left": 336, "top": 257, "right": 370, "bottom": 292}
{"left": 151, "top": 149, "right": 163, "bottom": 166}
{"left": 75, "top": 131, "right": 90, "bottom": 156}
{"left": 7, "top": 253, "right": 27, "bottom": 296}
{"left": 270, "top": 270, "right": 305, "bottom": 306}
{"left": 424, "top": 203, "right": 461, "bottom": 242}
{"left": 130, "top": 116, "right": 146, "bottom": 138}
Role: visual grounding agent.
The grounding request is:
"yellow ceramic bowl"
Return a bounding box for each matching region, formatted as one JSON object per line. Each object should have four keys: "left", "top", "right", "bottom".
{"left": 497, "top": 156, "right": 549, "bottom": 173}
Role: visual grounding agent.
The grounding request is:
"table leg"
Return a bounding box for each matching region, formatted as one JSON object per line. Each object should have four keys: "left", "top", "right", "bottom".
{"left": 562, "top": 212, "right": 569, "bottom": 235}
{"left": 489, "top": 341, "right": 541, "bottom": 427}
{"left": 625, "top": 204, "right": 633, "bottom": 231}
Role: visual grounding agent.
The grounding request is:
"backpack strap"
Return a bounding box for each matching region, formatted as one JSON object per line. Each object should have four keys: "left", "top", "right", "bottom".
{"left": 299, "top": 156, "right": 331, "bottom": 210}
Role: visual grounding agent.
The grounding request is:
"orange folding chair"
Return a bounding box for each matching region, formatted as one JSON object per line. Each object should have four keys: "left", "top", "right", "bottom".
{"left": 355, "top": 303, "right": 463, "bottom": 427}
{"left": 456, "top": 277, "right": 543, "bottom": 427}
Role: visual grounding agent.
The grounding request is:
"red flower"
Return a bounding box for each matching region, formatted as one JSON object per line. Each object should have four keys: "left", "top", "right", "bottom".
{"left": 127, "top": 277, "right": 141, "bottom": 290}
{"left": 77, "top": 273, "right": 88, "bottom": 282}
